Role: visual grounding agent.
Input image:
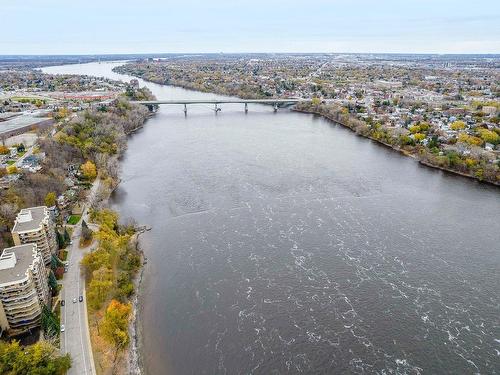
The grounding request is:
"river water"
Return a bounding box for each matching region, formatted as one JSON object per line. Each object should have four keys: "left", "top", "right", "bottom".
{"left": 43, "top": 62, "right": 500, "bottom": 374}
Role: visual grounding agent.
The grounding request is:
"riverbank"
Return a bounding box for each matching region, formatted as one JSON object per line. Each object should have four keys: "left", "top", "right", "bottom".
{"left": 112, "top": 62, "right": 499, "bottom": 187}
{"left": 293, "top": 104, "right": 500, "bottom": 187}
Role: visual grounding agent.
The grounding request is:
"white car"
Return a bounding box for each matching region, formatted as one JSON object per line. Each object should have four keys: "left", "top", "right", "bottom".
{"left": 73, "top": 298, "right": 77, "bottom": 303}
{"left": 60, "top": 325, "right": 65, "bottom": 332}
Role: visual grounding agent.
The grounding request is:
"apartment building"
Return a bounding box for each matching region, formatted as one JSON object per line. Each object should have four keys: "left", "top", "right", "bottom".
{"left": 0, "top": 244, "right": 49, "bottom": 336}
{"left": 11, "top": 206, "right": 57, "bottom": 265}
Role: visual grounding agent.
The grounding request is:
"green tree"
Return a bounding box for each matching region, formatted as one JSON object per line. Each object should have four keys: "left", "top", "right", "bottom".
{"left": 48, "top": 270, "right": 58, "bottom": 294}
{"left": 41, "top": 304, "right": 60, "bottom": 338}
{"left": 64, "top": 228, "right": 71, "bottom": 245}
{"left": 57, "top": 230, "right": 65, "bottom": 249}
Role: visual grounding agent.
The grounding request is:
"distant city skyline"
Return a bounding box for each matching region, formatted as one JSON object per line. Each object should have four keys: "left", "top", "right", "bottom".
{"left": 1, "top": 0, "right": 499, "bottom": 54}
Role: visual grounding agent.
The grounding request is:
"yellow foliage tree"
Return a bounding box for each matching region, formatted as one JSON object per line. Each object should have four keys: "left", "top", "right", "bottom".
{"left": 414, "top": 133, "right": 426, "bottom": 142}
{"left": 450, "top": 120, "right": 466, "bottom": 131}
{"left": 311, "top": 97, "right": 322, "bottom": 106}
{"left": 458, "top": 134, "right": 483, "bottom": 146}
{"left": 409, "top": 125, "right": 421, "bottom": 134}
{"left": 81, "top": 160, "right": 97, "bottom": 180}
{"left": 477, "top": 128, "right": 499, "bottom": 144}
{"left": 0, "top": 145, "right": 9, "bottom": 154}
{"left": 99, "top": 300, "right": 132, "bottom": 357}
{"left": 44, "top": 192, "right": 57, "bottom": 207}
{"left": 6, "top": 165, "right": 18, "bottom": 174}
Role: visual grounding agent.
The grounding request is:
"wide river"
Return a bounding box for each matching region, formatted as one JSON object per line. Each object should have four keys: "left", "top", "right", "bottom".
{"left": 43, "top": 62, "right": 499, "bottom": 374}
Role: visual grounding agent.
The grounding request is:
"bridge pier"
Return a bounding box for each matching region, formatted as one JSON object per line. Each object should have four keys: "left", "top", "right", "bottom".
{"left": 184, "top": 104, "right": 187, "bottom": 115}
{"left": 244, "top": 103, "right": 248, "bottom": 113}
{"left": 214, "top": 103, "right": 221, "bottom": 114}
{"left": 273, "top": 103, "right": 278, "bottom": 112}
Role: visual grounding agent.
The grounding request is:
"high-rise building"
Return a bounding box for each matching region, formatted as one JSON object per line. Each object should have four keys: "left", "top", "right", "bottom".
{"left": 11, "top": 206, "right": 57, "bottom": 265}
{"left": 0, "top": 244, "right": 49, "bottom": 336}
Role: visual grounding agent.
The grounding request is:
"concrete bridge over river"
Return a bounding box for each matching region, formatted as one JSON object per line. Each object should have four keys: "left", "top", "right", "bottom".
{"left": 131, "top": 98, "right": 319, "bottom": 114}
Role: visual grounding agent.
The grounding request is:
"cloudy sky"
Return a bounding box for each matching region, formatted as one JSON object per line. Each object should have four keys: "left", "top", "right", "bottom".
{"left": 1, "top": 0, "right": 499, "bottom": 54}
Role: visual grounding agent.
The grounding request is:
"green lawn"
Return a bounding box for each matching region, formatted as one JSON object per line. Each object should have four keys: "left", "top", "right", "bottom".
{"left": 67, "top": 215, "right": 81, "bottom": 225}
{"left": 6, "top": 160, "right": 15, "bottom": 165}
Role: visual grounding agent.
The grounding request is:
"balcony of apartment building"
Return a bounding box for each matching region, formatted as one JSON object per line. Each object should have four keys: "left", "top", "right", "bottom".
{"left": 8, "top": 314, "right": 41, "bottom": 332}
{"left": 5, "top": 302, "right": 40, "bottom": 318}
{"left": 1, "top": 290, "right": 39, "bottom": 306}
{"left": 6, "top": 308, "right": 41, "bottom": 325}
{"left": 19, "top": 233, "right": 46, "bottom": 243}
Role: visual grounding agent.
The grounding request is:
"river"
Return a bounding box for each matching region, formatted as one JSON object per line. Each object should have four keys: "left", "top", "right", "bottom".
{"left": 42, "top": 62, "right": 500, "bottom": 374}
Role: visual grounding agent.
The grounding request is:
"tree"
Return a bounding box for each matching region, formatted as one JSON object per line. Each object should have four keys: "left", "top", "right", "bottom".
{"left": 458, "top": 133, "right": 483, "bottom": 146}
{"left": 477, "top": 128, "right": 500, "bottom": 145}
{"left": 450, "top": 120, "right": 466, "bottom": 131}
{"left": 414, "top": 133, "right": 426, "bottom": 142}
{"left": 0, "top": 145, "right": 9, "bottom": 154}
{"left": 64, "top": 228, "right": 71, "bottom": 244}
{"left": 6, "top": 165, "right": 18, "bottom": 174}
{"left": 311, "top": 97, "right": 321, "bottom": 106}
{"left": 48, "top": 270, "right": 58, "bottom": 294}
{"left": 87, "top": 267, "right": 113, "bottom": 309}
{"left": 51, "top": 254, "right": 64, "bottom": 271}
{"left": 45, "top": 191, "right": 57, "bottom": 207}
{"left": 81, "top": 220, "right": 93, "bottom": 243}
{"left": 41, "top": 304, "right": 60, "bottom": 338}
{"left": 81, "top": 160, "right": 97, "bottom": 180}
{"left": 0, "top": 340, "right": 71, "bottom": 374}
{"left": 57, "top": 230, "right": 65, "bottom": 249}
{"left": 99, "top": 300, "right": 132, "bottom": 360}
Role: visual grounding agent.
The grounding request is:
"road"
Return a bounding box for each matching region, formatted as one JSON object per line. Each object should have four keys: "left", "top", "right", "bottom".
{"left": 60, "top": 180, "right": 101, "bottom": 375}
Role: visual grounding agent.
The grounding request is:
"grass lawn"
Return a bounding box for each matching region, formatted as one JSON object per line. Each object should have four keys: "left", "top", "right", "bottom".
{"left": 6, "top": 160, "right": 15, "bottom": 165}
{"left": 67, "top": 215, "right": 81, "bottom": 225}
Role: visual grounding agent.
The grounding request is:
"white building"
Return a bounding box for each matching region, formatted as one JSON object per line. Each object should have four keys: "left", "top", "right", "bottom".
{"left": 11, "top": 206, "right": 58, "bottom": 265}
{"left": 0, "top": 244, "right": 49, "bottom": 336}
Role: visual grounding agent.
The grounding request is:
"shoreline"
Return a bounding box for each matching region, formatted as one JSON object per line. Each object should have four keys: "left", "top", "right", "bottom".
{"left": 127, "top": 231, "right": 147, "bottom": 375}
{"left": 111, "top": 65, "right": 499, "bottom": 187}
{"left": 292, "top": 107, "right": 500, "bottom": 187}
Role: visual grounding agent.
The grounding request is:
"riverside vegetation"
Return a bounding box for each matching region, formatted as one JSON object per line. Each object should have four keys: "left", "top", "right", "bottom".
{"left": 0, "top": 86, "right": 154, "bottom": 248}
{"left": 295, "top": 100, "right": 500, "bottom": 185}
{"left": 81, "top": 209, "right": 141, "bottom": 374}
{"left": 116, "top": 57, "right": 499, "bottom": 186}
{"left": 0, "top": 84, "right": 154, "bottom": 373}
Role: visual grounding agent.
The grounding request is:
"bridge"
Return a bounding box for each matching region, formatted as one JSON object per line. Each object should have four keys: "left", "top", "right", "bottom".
{"left": 131, "top": 98, "right": 305, "bottom": 114}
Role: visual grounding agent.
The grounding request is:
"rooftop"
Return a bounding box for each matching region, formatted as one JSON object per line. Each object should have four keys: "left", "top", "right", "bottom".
{"left": 12, "top": 206, "right": 48, "bottom": 233}
{"left": 0, "top": 112, "right": 52, "bottom": 136}
{"left": 0, "top": 244, "right": 37, "bottom": 285}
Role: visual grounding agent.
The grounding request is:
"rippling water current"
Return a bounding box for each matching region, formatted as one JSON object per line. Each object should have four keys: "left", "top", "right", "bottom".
{"left": 43, "top": 63, "right": 500, "bottom": 375}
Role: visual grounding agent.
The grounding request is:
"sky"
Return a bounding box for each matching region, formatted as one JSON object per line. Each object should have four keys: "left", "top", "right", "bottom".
{"left": 0, "top": 0, "right": 499, "bottom": 54}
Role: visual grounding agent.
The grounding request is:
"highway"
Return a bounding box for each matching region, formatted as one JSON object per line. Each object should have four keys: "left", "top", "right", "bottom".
{"left": 60, "top": 180, "right": 100, "bottom": 375}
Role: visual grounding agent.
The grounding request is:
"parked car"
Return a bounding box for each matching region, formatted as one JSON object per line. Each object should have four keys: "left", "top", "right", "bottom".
{"left": 79, "top": 295, "right": 83, "bottom": 302}
{"left": 60, "top": 325, "right": 65, "bottom": 332}
{"left": 72, "top": 298, "right": 77, "bottom": 303}
{"left": 61, "top": 300, "right": 65, "bottom": 306}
